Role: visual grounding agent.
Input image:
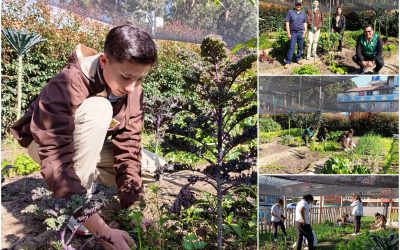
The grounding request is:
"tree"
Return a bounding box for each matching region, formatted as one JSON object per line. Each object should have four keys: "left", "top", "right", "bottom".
{"left": 160, "top": 35, "right": 257, "bottom": 249}
{"left": 2, "top": 28, "right": 46, "bottom": 162}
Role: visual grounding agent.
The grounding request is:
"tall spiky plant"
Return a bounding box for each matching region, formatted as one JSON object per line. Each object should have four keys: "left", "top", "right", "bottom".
{"left": 161, "top": 35, "right": 257, "bottom": 249}
{"left": 2, "top": 28, "right": 46, "bottom": 162}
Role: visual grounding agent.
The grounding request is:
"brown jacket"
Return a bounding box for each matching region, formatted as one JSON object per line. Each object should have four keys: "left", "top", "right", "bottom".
{"left": 11, "top": 45, "right": 144, "bottom": 207}
{"left": 307, "top": 8, "right": 324, "bottom": 30}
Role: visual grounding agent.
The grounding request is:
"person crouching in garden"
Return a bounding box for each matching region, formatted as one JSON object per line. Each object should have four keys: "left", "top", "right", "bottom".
{"left": 371, "top": 213, "right": 387, "bottom": 231}
{"left": 302, "top": 126, "right": 315, "bottom": 146}
{"left": 284, "top": 1, "right": 307, "bottom": 68}
{"left": 350, "top": 195, "right": 364, "bottom": 235}
{"left": 306, "top": 0, "right": 324, "bottom": 60}
{"left": 295, "top": 194, "right": 315, "bottom": 250}
{"left": 11, "top": 24, "right": 158, "bottom": 250}
{"left": 338, "top": 129, "right": 355, "bottom": 150}
{"left": 332, "top": 6, "right": 346, "bottom": 53}
{"left": 271, "top": 199, "right": 288, "bottom": 242}
{"left": 352, "top": 24, "right": 384, "bottom": 74}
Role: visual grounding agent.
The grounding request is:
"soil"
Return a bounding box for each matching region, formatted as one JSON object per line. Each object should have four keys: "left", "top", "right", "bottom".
{"left": 259, "top": 47, "right": 399, "bottom": 75}
{"left": 258, "top": 141, "right": 329, "bottom": 174}
{"left": 0, "top": 168, "right": 220, "bottom": 249}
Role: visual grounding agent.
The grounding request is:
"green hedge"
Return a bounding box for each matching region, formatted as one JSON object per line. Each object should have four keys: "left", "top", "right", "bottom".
{"left": 271, "top": 113, "right": 398, "bottom": 137}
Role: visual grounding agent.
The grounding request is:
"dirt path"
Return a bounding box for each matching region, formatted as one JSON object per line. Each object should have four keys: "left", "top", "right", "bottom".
{"left": 258, "top": 141, "right": 329, "bottom": 174}
{"left": 259, "top": 47, "right": 399, "bottom": 75}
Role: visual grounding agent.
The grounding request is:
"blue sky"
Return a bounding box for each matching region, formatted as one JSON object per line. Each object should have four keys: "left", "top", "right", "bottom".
{"left": 351, "top": 76, "right": 388, "bottom": 87}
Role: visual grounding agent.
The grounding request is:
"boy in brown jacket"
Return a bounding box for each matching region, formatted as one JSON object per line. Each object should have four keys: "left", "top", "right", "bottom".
{"left": 306, "top": 0, "right": 324, "bottom": 60}
{"left": 11, "top": 24, "right": 157, "bottom": 249}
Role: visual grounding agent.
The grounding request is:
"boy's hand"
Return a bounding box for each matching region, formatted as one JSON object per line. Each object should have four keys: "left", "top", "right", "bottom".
{"left": 100, "top": 228, "right": 136, "bottom": 250}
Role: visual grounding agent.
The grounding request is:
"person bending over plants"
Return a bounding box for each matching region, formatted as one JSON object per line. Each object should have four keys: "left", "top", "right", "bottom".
{"left": 11, "top": 24, "right": 159, "bottom": 250}
{"left": 371, "top": 213, "right": 387, "bottom": 231}
{"left": 271, "top": 199, "right": 289, "bottom": 242}
{"left": 302, "top": 126, "right": 315, "bottom": 146}
{"left": 316, "top": 125, "right": 328, "bottom": 141}
{"left": 338, "top": 129, "right": 356, "bottom": 150}
{"left": 352, "top": 24, "right": 384, "bottom": 74}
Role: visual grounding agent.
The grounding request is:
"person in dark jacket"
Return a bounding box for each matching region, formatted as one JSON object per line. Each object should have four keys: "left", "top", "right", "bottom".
{"left": 352, "top": 24, "right": 384, "bottom": 74}
{"left": 306, "top": 0, "right": 324, "bottom": 60}
{"left": 11, "top": 24, "right": 158, "bottom": 249}
{"left": 331, "top": 6, "right": 346, "bottom": 52}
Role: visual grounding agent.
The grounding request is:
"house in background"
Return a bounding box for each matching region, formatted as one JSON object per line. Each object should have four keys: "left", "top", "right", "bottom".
{"left": 336, "top": 76, "right": 399, "bottom": 112}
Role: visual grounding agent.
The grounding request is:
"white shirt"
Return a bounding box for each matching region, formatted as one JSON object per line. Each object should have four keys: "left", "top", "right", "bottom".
{"left": 351, "top": 200, "right": 363, "bottom": 216}
{"left": 271, "top": 204, "right": 283, "bottom": 222}
{"left": 295, "top": 199, "right": 310, "bottom": 224}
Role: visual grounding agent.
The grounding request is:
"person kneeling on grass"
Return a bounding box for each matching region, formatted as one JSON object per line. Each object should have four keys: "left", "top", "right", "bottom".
{"left": 338, "top": 129, "right": 355, "bottom": 150}
{"left": 336, "top": 213, "right": 349, "bottom": 227}
{"left": 271, "top": 199, "right": 289, "bottom": 242}
{"left": 302, "top": 126, "right": 315, "bottom": 146}
{"left": 352, "top": 24, "right": 384, "bottom": 74}
{"left": 11, "top": 24, "right": 160, "bottom": 250}
{"left": 371, "top": 213, "right": 387, "bottom": 231}
{"left": 316, "top": 125, "right": 328, "bottom": 142}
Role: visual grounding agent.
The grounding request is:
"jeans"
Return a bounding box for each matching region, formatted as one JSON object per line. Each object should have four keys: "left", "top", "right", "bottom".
{"left": 273, "top": 220, "right": 287, "bottom": 239}
{"left": 295, "top": 222, "right": 314, "bottom": 250}
{"left": 286, "top": 30, "right": 305, "bottom": 64}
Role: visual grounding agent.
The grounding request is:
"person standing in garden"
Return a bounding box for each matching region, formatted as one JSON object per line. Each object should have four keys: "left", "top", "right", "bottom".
{"left": 350, "top": 195, "right": 364, "bottom": 235}
{"left": 306, "top": 0, "right": 324, "bottom": 60}
{"left": 295, "top": 194, "right": 315, "bottom": 250}
{"left": 271, "top": 199, "right": 288, "bottom": 242}
{"left": 11, "top": 24, "right": 158, "bottom": 249}
{"left": 331, "top": 6, "right": 346, "bottom": 53}
{"left": 284, "top": 1, "right": 307, "bottom": 68}
{"left": 352, "top": 24, "right": 384, "bottom": 74}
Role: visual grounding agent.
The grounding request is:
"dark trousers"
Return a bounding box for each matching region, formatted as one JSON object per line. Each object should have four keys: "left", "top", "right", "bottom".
{"left": 333, "top": 29, "right": 343, "bottom": 51}
{"left": 273, "top": 220, "right": 287, "bottom": 239}
{"left": 354, "top": 215, "right": 362, "bottom": 233}
{"left": 286, "top": 30, "right": 304, "bottom": 64}
{"left": 295, "top": 222, "right": 314, "bottom": 250}
{"left": 352, "top": 54, "right": 384, "bottom": 72}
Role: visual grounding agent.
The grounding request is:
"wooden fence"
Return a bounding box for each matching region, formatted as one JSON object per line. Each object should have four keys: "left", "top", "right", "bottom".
{"left": 389, "top": 207, "right": 399, "bottom": 224}
{"left": 259, "top": 206, "right": 352, "bottom": 234}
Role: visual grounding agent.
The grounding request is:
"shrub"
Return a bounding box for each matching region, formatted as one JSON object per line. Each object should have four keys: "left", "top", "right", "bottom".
{"left": 259, "top": 3, "right": 288, "bottom": 33}
{"left": 259, "top": 118, "right": 281, "bottom": 132}
{"left": 383, "top": 44, "right": 397, "bottom": 52}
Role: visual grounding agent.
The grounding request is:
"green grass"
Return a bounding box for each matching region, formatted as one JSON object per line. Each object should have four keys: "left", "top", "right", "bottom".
{"left": 260, "top": 217, "right": 398, "bottom": 250}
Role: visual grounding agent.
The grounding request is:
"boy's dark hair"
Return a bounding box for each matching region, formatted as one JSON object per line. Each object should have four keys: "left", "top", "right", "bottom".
{"left": 303, "top": 194, "right": 314, "bottom": 202}
{"left": 104, "top": 24, "right": 157, "bottom": 65}
{"left": 277, "top": 199, "right": 284, "bottom": 204}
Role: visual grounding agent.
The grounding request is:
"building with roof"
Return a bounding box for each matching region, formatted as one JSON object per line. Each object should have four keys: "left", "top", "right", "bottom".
{"left": 336, "top": 76, "right": 399, "bottom": 112}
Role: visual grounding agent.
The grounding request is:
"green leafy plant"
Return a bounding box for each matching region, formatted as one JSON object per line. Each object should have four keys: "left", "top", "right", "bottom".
{"left": 1, "top": 154, "right": 39, "bottom": 176}
{"left": 369, "top": 232, "right": 399, "bottom": 250}
{"left": 182, "top": 234, "right": 207, "bottom": 250}
{"left": 292, "top": 65, "right": 320, "bottom": 75}
{"left": 328, "top": 62, "right": 348, "bottom": 75}
{"left": 259, "top": 118, "right": 281, "bottom": 132}
{"left": 383, "top": 44, "right": 397, "bottom": 52}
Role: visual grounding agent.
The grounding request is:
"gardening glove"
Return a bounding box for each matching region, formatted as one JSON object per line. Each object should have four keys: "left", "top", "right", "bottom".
{"left": 99, "top": 228, "right": 136, "bottom": 250}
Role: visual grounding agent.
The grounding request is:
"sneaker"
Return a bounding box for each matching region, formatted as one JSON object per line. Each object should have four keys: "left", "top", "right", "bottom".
{"left": 274, "top": 238, "right": 277, "bottom": 242}
{"left": 351, "top": 233, "right": 358, "bottom": 236}
{"left": 306, "top": 56, "right": 311, "bottom": 60}
{"left": 284, "top": 64, "right": 290, "bottom": 69}
{"left": 67, "top": 216, "right": 92, "bottom": 236}
{"left": 357, "top": 232, "right": 361, "bottom": 235}
{"left": 297, "top": 60, "right": 304, "bottom": 65}
{"left": 359, "top": 67, "right": 367, "bottom": 74}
